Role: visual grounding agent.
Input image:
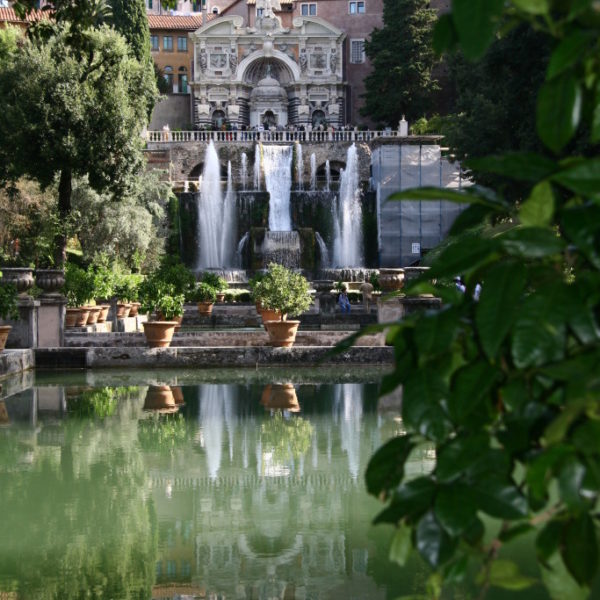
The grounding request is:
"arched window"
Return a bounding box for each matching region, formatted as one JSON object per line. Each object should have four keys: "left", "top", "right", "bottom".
{"left": 163, "top": 66, "right": 173, "bottom": 93}
{"left": 212, "top": 109, "right": 226, "bottom": 129}
{"left": 312, "top": 109, "right": 326, "bottom": 129}
{"left": 212, "top": 6, "right": 219, "bottom": 13}
{"left": 178, "top": 66, "right": 188, "bottom": 94}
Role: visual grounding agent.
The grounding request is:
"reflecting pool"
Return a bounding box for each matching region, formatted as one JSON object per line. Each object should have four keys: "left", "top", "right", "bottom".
{"left": 0, "top": 369, "right": 555, "bottom": 599}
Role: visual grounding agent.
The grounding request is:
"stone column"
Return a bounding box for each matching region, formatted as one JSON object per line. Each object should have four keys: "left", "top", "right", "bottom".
{"left": 36, "top": 269, "right": 66, "bottom": 348}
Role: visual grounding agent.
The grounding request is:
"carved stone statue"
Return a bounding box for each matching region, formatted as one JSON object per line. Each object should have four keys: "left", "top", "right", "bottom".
{"left": 299, "top": 49, "right": 307, "bottom": 72}
{"left": 229, "top": 51, "right": 238, "bottom": 72}
{"left": 199, "top": 49, "right": 207, "bottom": 72}
{"left": 330, "top": 49, "right": 337, "bottom": 72}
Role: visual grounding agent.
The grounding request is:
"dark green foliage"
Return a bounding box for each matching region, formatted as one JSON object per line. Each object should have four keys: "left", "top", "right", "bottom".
{"left": 109, "top": 0, "right": 150, "bottom": 64}
{"left": 0, "top": 275, "right": 18, "bottom": 321}
{"left": 361, "top": 0, "right": 438, "bottom": 123}
{"left": 64, "top": 262, "right": 95, "bottom": 307}
{"left": 190, "top": 282, "right": 217, "bottom": 303}
{"left": 360, "top": 0, "right": 600, "bottom": 596}
{"left": 200, "top": 272, "right": 228, "bottom": 292}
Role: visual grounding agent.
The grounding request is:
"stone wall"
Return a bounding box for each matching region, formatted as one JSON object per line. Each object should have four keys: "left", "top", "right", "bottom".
{"left": 149, "top": 94, "right": 194, "bottom": 130}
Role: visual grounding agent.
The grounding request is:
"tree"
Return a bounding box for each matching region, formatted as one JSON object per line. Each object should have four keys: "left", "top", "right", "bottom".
{"left": 361, "top": 0, "right": 438, "bottom": 124}
{"left": 0, "top": 26, "right": 157, "bottom": 263}
{"left": 352, "top": 0, "right": 600, "bottom": 597}
{"left": 109, "top": 0, "right": 151, "bottom": 64}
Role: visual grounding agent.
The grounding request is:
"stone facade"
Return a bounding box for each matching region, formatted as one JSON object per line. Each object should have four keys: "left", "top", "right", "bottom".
{"left": 190, "top": 14, "right": 346, "bottom": 129}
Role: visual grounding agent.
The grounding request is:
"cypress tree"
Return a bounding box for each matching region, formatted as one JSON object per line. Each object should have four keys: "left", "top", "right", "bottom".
{"left": 361, "top": 0, "right": 438, "bottom": 125}
{"left": 109, "top": 0, "right": 151, "bottom": 64}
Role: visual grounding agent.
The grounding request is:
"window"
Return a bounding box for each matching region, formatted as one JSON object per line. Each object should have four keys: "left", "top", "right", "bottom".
{"left": 301, "top": 3, "right": 317, "bottom": 16}
{"left": 178, "top": 67, "right": 188, "bottom": 93}
{"left": 150, "top": 35, "right": 159, "bottom": 51}
{"left": 163, "top": 36, "right": 173, "bottom": 51}
{"left": 163, "top": 66, "right": 173, "bottom": 92}
{"left": 147, "top": 0, "right": 153, "bottom": 9}
{"left": 350, "top": 39, "right": 365, "bottom": 64}
{"left": 193, "top": 0, "right": 203, "bottom": 11}
{"left": 212, "top": 6, "right": 219, "bottom": 13}
{"left": 177, "top": 36, "right": 187, "bottom": 52}
{"left": 349, "top": 1, "right": 365, "bottom": 13}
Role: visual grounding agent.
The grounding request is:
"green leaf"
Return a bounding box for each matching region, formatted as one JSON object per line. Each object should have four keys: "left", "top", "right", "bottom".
{"left": 552, "top": 158, "right": 600, "bottom": 198}
{"left": 593, "top": 81, "right": 600, "bottom": 143}
{"left": 537, "top": 521, "right": 563, "bottom": 563}
{"left": 560, "top": 205, "right": 600, "bottom": 269}
{"left": 374, "top": 477, "right": 437, "bottom": 524}
{"left": 415, "top": 511, "right": 457, "bottom": 567}
{"left": 448, "top": 360, "right": 499, "bottom": 423}
{"left": 541, "top": 552, "right": 590, "bottom": 600}
{"left": 476, "top": 261, "right": 526, "bottom": 360}
{"left": 434, "top": 484, "right": 477, "bottom": 536}
{"left": 485, "top": 559, "right": 537, "bottom": 590}
{"left": 472, "top": 476, "right": 529, "bottom": 519}
{"left": 499, "top": 227, "right": 564, "bottom": 258}
{"left": 414, "top": 307, "right": 459, "bottom": 359}
{"left": 432, "top": 13, "right": 457, "bottom": 55}
{"left": 527, "top": 445, "right": 572, "bottom": 503}
{"left": 512, "top": 0, "right": 549, "bottom": 14}
{"left": 547, "top": 32, "right": 593, "bottom": 80}
{"left": 428, "top": 236, "right": 498, "bottom": 280}
{"left": 452, "top": 0, "right": 504, "bottom": 60}
{"left": 466, "top": 153, "right": 557, "bottom": 182}
{"left": 365, "top": 436, "right": 414, "bottom": 497}
{"left": 537, "top": 73, "right": 582, "bottom": 153}
{"left": 499, "top": 523, "right": 534, "bottom": 543}
{"left": 449, "top": 204, "right": 495, "bottom": 235}
{"left": 519, "top": 181, "right": 555, "bottom": 227}
{"left": 389, "top": 524, "right": 412, "bottom": 567}
{"left": 436, "top": 434, "right": 494, "bottom": 483}
{"left": 561, "top": 514, "right": 599, "bottom": 585}
{"left": 558, "top": 456, "right": 586, "bottom": 509}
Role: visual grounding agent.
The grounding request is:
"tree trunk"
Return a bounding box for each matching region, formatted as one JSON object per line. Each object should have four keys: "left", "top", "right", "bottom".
{"left": 55, "top": 168, "right": 72, "bottom": 265}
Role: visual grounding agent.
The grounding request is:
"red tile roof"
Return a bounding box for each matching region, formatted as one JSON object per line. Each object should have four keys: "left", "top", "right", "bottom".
{"left": 147, "top": 14, "right": 206, "bottom": 31}
{"left": 0, "top": 7, "right": 47, "bottom": 24}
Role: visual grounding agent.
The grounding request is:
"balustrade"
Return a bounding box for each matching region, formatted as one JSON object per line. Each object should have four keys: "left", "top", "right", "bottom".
{"left": 146, "top": 129, "right": 404, "bottom": 144}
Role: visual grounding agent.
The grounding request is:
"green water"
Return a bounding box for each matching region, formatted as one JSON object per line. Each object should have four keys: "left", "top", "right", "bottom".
{"left": 0, "top": 369, "right": 561, "bottom": 599}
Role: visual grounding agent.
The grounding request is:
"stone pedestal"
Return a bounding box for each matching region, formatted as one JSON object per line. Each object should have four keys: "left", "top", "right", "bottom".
{"left": 37, "top": 296, "right": 67, "bottom": 348}
{"left": 3, "top": 297, "right": 39, "bottom": 349}
{"left": 313, "top": 280, "right": 336, "bottom": 316}
{"left": 377, "top": 296, "right": 405, "bottom": 324}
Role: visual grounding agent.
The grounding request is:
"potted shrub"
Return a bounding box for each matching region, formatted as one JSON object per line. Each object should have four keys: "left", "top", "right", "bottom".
{"left": 114, "top": 273, "right": 143, "bottom": 317}
{"left": 0, "top": 274, "right": 18, "bottom": 352}
{"left": 252, "top": 263, "right": 312, "bottom": 347}
{"left": 201, "top": 272, "right": 228, "bottom": 302}
{"left": 90, "top": 259, "right": 115, "bottom": 323}
{"left": 139, "top": 279, "right": 184, "bottom": 348}
{"left": 191, "top": 282, "right": 217, "bottom": 315}
{"left": 64, "top": 264, "right": 95, "bottom": 327}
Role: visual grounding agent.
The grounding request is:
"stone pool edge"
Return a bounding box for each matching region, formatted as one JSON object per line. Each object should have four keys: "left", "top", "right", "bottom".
{"left": 0, "top": 350, "right": 35, "bottom": 382}
{"left": 35, "top": 346, "right": 394, "bottom": 369}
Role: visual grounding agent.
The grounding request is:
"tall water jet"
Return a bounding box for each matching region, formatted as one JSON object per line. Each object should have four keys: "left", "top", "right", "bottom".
{"left": 310, "top": 153, "right": 317, "bottom": 191}
{"left": 236, "top": 231, "right": 249, "bottom": 267}
{"left": 253, "top": 145, "right": 261, "bottom": 191}
{"left": 296, "top": 143, "right": 304, "bottom": 191}
{"left": 315, "top": 232, "right": 330, "bottom": 268}
{"left": 332, "top": 144, "right": 363, "bottom": 267}
{"left": 262, "top": 144, "right": 293, "bottom": 231}
{"left": 240, "top": 152, "right": 248, "bottom": 191}
{"left": 197, "top": 141, "right": 236, "bottom": 269}
{"left": 325, "top": 160, "right": 331, "bottom": 192}
{"left": 219, "top": 160, "right": 236, "bottom": 268}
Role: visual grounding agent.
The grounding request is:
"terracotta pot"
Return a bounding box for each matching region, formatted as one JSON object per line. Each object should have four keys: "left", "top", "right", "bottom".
{"left": 143, "top": 321, "right": 178, "bottom": 348}
{"left": 75, "top": 307, "right": 91, "bottom": 327}
{"left": 116, "top": 303, "right": 132, "bottom": 318}
{"left": 216, "top": 293, "right": 225, "bottom": 303}
{"left": 172, "top": 386, "right": 185, "bottom": 405}
{"left": 35, "top": 269, "right": 65, "bottom": 297}
{"left": 197, "top": 302, "right": 214, "bottom": 315}
{"left": 0, "top": 399, "right": 9, "bottom": 424}
{"left": 0, "top": 267, "right": 34, "bottom": 297}
{"left": 260, "top": 308, "right": 282, "bottom": 325}
{"left": 65, "top": 308, "right": 81, "bottom": 328}
{"left": 129, "top": 301, "right": 141, "bottom": 317}
{"left": 97, "top": 305, "right": 110, "bottom": 323}
{"left": 0, "top": 325, "right": 11, "bottom": 352}
{"left": 261, "top": 383, "right": 300, "bottom": 412}
{"left": 157, "top": 313, "right": 183, "bottom": 331}
{"left": 264, "top": 319, "right": 300, "bottom": 348}
{"left": 378, "top": 268, "right": 405, "bottom": 292}
{"left": 86, "top": 306, "right": 102, "bottom": 325}
{"left": 143, "top": 385, "right": 177, "bottom": 411}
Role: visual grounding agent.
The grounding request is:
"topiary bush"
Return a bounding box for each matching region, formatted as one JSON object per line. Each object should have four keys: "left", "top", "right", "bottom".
{"left": 190, "top": 282, "right": 217, "bottom": 303}
{"left": 200, "top": 272, "right": 228, "bottom": 292}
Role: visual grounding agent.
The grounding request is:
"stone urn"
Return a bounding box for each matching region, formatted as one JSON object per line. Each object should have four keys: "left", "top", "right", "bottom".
{"left": 0, "top": 267, "right": 34, "bottom": 297}
{"left": 312, "top": 280, "right": 336, "bottom": 315}
{"left": 197, "top": 302, "right": 214, "bottom": 315}
{"left": 35, "top": 269, "right": 65, "bottom": 297}
{"left": 378, "top": 268, "right": 405, "bottom": 292}
{"left": 0, "top": 325, "right": 11, "bottom": 353}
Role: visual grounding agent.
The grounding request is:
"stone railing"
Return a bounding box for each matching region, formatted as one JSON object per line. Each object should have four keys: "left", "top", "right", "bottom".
{"left": 146, "top": 129, "right": 408, "bottom": 144}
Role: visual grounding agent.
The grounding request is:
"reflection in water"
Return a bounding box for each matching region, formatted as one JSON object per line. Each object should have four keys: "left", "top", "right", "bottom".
{"left": 0, "top": 377, "right": 549, "bottom": 600}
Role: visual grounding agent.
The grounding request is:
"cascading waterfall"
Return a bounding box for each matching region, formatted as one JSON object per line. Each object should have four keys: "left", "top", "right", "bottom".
{"left": 196, "top": 141, "right": 237, "bottom": 269}
{"left": 332, "top": 144, "right": 363, "bottom": 267}
{"left": 296, "top": 143, "right": 303, "bottom": 191}
{"left": 236, "top": 231, "right": 249, "bottom": 267}
{"left": 253, "top": 145, "right": 261, "bottom": 191}
{"left": 315, "top": 232, "right": 330, "bottom": 268}
{"left": 325, "top": 160, "right": 331, "bottom": 192}
{"left": 262, "top": 144, "right": 293, "bottom": 231}
{"left": 240, "top": 152, "right": 248, "bottom": 191}
{"left": 310, "top": 153, "right": 317, "bottom": 191}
